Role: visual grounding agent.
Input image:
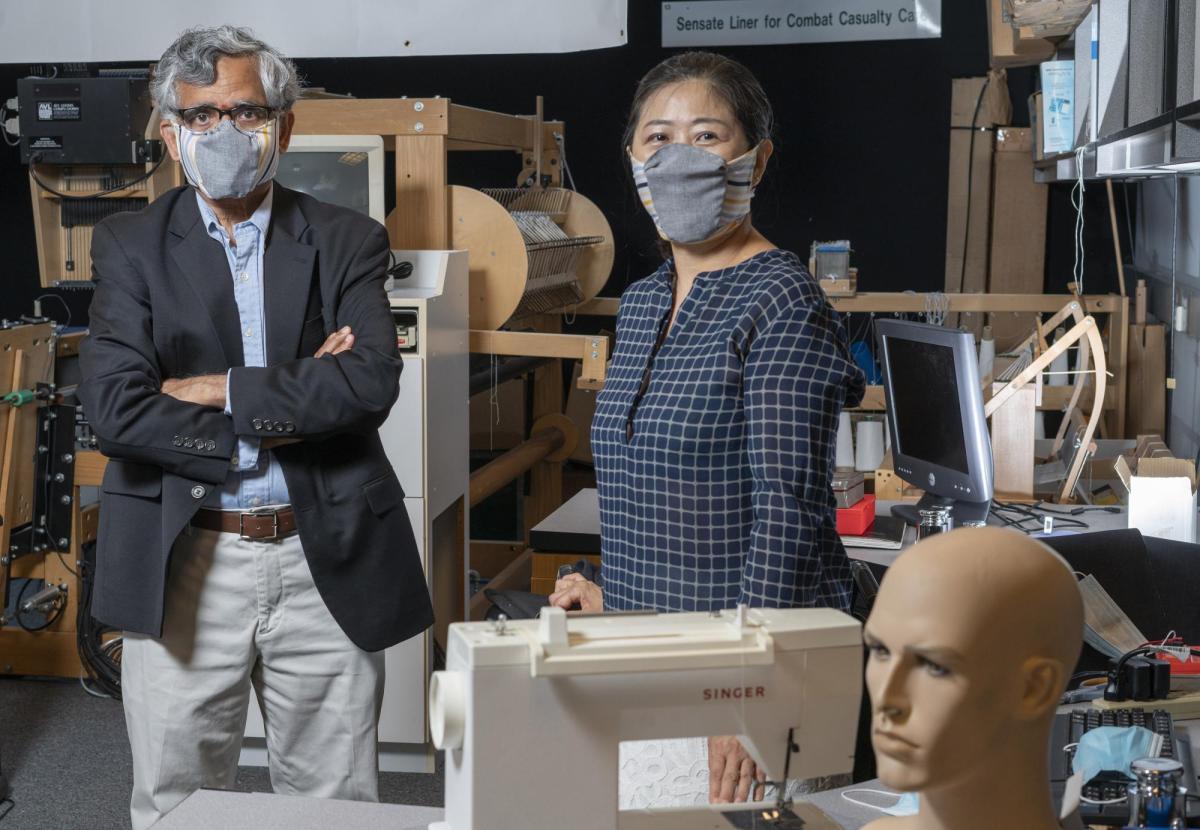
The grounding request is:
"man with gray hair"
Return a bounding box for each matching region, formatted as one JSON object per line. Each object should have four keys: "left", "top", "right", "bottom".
{"left": 78, "top": 26, "right": 433, "bottom": 828}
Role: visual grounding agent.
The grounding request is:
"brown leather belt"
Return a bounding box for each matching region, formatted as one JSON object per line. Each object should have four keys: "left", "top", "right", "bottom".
{"left": 192, "top": 507, "right": 297, "bottom": 541}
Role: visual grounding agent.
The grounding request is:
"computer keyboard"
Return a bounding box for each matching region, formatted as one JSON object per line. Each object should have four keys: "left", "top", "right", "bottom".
{"left": 1049, "top": 707, "right": 1197, "bottom": 826}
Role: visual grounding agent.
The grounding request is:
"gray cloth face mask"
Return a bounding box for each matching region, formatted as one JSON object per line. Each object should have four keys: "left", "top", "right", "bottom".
{"left": 630, "top": 142, "right": 759, "bottom": 244}
{"left": 176, "top": 118, "right": 280, "bottom": 201}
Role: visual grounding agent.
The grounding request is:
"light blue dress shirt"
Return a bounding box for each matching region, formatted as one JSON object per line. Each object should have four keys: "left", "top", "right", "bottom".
{"left": 195, "top": 187, "right": 291, "bottom": 510}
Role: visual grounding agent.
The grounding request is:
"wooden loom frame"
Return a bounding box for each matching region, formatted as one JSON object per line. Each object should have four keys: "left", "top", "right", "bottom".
{"left": 983, "top": 299, "right": 1108, "bottom": 503}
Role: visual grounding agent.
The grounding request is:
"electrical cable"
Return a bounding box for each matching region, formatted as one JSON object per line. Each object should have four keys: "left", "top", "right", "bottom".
{"left": 990, "top": 500, "right": 1091, "bottom": 533}
{"left": 12, "top": 578, "right": 66, "bottom": 632}
{"left": 0, "top": 101, "right": 19, "bottom": 148}
{"left": 553, "top": 132, "right": 576, "bottom": 191}
{"left": 28, "top": 153, "right": 166, "bottom": 200}
{"left": 76, "top": 542, "right": 121, "bottom": 698}
{"left": 33, "top": 294, "right": 72, "bottom": 328}
{"left": 1168, "top": 173, "right": 1178, "bottom": 420}
{"left": 957, "top": 78, "right": 990, "bottom": 295}
{"left": 1071, "top": 145, "right": 1087, "bottom": 294}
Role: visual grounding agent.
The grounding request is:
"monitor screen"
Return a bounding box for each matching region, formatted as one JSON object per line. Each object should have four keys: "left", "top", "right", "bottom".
{"left": 275, "top": 150, "right": 372, "bottom": 218}
{"left": 886, "top": 338, "right": 969, "bottom": 475}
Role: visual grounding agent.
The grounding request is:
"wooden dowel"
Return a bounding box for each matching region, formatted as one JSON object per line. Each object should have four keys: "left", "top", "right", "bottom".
{"left": 469, "top": 426, "right": 565, "bottom": 508}
{"left": 1106, "top": 179, "right": 1127, "bottom": 297}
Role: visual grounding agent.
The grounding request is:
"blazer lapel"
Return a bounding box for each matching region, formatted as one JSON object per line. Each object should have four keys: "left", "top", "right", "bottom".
{"left": 264, "top": 187, "right": 317, "bottom": 366}
{"left": 168, "top": 195, "right": 245, "bottom": 368}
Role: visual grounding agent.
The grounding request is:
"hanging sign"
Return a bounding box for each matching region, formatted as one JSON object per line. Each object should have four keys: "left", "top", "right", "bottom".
{"left": 662, "top": 0, "right": 942, "bottom": 47}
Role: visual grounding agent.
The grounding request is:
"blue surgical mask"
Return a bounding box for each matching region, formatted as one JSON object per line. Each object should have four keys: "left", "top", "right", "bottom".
{"left": 1071, "top": 725, "right": 1164, "bottom": 785}
{"left": 841, "top": 789, "right": 920, "bottom": 817}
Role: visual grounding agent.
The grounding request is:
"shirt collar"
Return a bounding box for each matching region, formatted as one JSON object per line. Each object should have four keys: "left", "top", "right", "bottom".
{"left": 195, "top": 184, "right": 274, "bottom": 238}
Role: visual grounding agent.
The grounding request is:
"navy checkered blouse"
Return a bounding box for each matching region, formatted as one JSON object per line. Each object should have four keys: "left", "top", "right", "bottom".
{"left": 592, "top": 249, "right": 865, "bottom": 613}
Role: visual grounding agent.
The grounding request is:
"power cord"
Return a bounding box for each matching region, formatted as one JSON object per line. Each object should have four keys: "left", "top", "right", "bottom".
{"left": 12, "top": 578, "right": 66, "bottom": 632}
{"left": 990, "top": 500, "right": 1092, "bottom": 533}
{"left": 957, "top": 77, "right": 990, "bottom": 295}
{"left": 28, "top": 152, "right": 166, "bottom": 200}
{"left": 33, "top": 294, "right": 72, "bottom": 328}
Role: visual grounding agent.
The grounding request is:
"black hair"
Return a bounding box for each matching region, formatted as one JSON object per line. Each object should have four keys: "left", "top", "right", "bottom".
{"left": 621, "top": 51, "right": 775, "bottom": 153}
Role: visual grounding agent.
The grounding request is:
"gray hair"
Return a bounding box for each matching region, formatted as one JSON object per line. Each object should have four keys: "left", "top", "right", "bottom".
{"left": 151, "top": 25, "right": 301, "bottom": 116}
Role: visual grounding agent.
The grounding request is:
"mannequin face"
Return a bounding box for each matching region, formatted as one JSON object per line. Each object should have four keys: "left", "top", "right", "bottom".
{"left": 863, "top": 573, "right": 1015, "bottom": 791}
{"left": 863, "top": 527, "right": 1081, "bottom": 793}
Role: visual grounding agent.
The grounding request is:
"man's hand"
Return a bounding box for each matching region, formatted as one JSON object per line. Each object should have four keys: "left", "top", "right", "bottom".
{"left": 161, "top": 375, "right": 226, "bottom": 408}
{"left": 708, "top": 736, "right": 766, "bottom": 804}
{"left": 548, "top": 573, "right": 603, "bottom": 612}
{"left": 159, "top": 328, "right": 354, "bottom": 409}
{"left": 315, "top": 326, "right": 354, "bottom": 358}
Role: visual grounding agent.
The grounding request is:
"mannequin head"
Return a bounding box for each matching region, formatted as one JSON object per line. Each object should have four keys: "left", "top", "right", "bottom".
{"left": 863, "top": 527, "right": 1083, "bottom": 794}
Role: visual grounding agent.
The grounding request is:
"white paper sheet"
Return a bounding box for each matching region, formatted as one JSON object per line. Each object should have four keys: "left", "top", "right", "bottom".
{"left": 0, "top": 1, "right": 627, "bottom": 62}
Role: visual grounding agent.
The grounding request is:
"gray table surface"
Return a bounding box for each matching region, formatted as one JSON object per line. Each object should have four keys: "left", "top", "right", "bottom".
{"left": 151, "top": 789, "right": 444, "bottom": 829}
{"left": 152, "top": 786, "right": 880, "bottom": 829}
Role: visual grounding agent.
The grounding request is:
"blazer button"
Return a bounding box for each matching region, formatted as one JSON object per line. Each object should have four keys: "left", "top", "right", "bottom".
{"left": 252, "top": 418, "right": 263, "bottom": 430}
{"left": 184, "top": 438, "right": 195, "bottom": 448}
{"left": 173, "top": 435, "right": 183, "bottom": 447}
{"left": 273, "top": 420, "right": 284, "bottom": 432}
{"left": 284, "top": 421, "right": 295, "bottom": 433}
{"left": 190, "top": 485, "right": 206, "bottom": 499}
{"left": 205, "top": 439, "right": 216, "bottom": 451}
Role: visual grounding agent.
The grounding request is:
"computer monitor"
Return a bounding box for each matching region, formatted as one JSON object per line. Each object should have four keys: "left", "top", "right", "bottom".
{"left": 876, "top": 319, "right": 993, "bottom": 526}
{"left": 274, "top": 134, "right": 385, "bottom": 226}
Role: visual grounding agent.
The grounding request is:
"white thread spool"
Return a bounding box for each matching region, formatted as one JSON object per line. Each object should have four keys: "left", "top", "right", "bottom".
{"left": 855, "top": 420, "right": 885, "bottom": 472}
{"left": 1048, "top": 327, "right": 1070, "bottom": 387}
{"left": 836, "top": 412, "right": 855, "bottom": 469}
{"left": 978, "top": 326, "right": 995, "bottom": 380}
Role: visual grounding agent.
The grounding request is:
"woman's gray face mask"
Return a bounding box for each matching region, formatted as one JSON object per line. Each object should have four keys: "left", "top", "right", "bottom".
{"left": 630, "top": 142, "right": 759, "bottom": 244}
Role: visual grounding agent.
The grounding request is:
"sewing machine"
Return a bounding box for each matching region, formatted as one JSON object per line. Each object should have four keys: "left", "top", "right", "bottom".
{"left": 429, "top": 605, "right": 862, "bottom": 830}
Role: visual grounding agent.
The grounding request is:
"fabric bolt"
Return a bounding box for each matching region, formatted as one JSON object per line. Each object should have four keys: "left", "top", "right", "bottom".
{"left": 122, "top": 526, "right": 384, "bottom": 830}
{"left": 630, "top": 143, "right": 758, "bottom": 244}
{"left": 194, "top": 187, "right": 291, "bottom": 510}
{"left": 176, "top": 118, "right": 281, "bottom": 201}
{"left": 592, "top": 249, "right": 865, "bottom": 613}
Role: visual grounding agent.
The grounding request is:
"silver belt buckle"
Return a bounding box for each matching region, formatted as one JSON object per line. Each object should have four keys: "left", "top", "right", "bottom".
{"left": 240, "top": 507, "right": 280, "bottom": 541}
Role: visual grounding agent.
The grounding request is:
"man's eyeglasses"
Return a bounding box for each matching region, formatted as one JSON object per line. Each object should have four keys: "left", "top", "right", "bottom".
{"left": 175, "top": 104, "right": 276, "bottom": 134}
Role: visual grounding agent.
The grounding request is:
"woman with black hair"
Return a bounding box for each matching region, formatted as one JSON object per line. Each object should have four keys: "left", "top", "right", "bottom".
{"left": 551, "top": 51, "right": 865, "bottom": 807}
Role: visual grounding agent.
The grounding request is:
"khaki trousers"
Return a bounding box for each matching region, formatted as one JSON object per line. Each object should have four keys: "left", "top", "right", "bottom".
{"left": 121, "top": 526, "right": 384, "bottom": 829}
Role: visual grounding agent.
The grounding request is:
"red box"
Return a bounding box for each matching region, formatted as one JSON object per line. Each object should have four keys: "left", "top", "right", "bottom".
{"left": 837, "top": 494, "right": 876, "bottom": 536}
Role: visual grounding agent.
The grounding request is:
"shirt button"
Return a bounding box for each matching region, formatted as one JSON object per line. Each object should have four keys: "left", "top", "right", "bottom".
{"left": 239, "top": 272, "right": 249, "bottom": 282}
{"left": 190, "top": 485, "right": 206, "bottom": 499}
{"left": 244, "top": 326, "right": 254, "bottom": 338}
{"left": 251, "top": 497, "right": 262, "bottom": 507}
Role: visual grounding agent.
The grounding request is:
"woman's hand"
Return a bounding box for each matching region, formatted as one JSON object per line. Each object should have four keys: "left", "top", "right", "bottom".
{"left": 548, "top": 573, "right": 603, "bottom": 612}
{"left": 708, "top": 735, "right": 765, "bottom": 803}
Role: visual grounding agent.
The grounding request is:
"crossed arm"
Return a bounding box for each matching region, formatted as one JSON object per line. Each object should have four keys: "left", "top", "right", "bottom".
{"left": 161, "top": 326, "right": 356, "bottom": 447}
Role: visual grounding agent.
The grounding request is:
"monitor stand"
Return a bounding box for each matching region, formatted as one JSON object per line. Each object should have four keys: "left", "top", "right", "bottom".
{"left": 891, "top": 494, "right": 990, "bottom": 528}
